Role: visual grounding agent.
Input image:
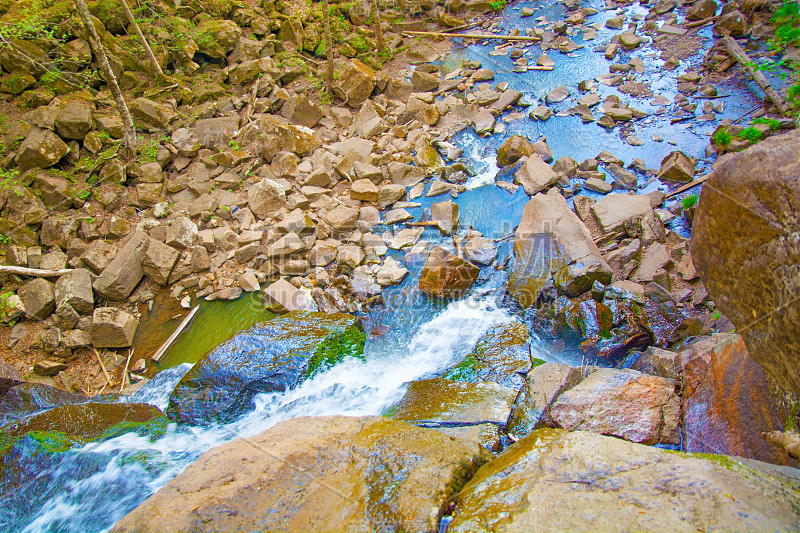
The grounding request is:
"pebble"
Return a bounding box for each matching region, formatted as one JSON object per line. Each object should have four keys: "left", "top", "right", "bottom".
{"left": 626, "top": 136, "right": 644, "bottom": 146}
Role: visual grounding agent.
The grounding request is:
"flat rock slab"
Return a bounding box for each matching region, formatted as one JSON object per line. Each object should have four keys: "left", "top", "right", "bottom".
{"left": 112, "top": 416, "right": 490, "bottom": 533}
{"left": 449, "top": 429, "right": 800, "bottom": 532}
{"left": 166, "top": 311, "right": 365, "bottom": 425}
{"left": 391, "top": 378, "right": 517, "bottom": 450}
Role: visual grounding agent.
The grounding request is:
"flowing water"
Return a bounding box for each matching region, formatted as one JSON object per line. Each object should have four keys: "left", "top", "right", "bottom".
{"left": 1, "top": 0, "right": 781, "bottom": 529}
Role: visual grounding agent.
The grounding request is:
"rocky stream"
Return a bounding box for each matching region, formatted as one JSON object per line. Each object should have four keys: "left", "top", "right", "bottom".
{"left": 1, "top": 0, "right": 800, "bottom": 530}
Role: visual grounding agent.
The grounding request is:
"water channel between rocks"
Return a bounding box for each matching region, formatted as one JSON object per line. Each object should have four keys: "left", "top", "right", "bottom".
{"left": 1, "top": 0, "right": 777, "bottom": 529}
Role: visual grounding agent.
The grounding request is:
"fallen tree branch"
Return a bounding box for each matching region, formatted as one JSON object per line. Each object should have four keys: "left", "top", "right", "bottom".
{"left": 0, "top": 265, "right": 72, "bottom": 277}
{"left": 723, "top": 36, "right": 791, "bottom": 116}
{"left": 684, "top": 16, "right": 716, "bottom": 29}
{"left": 151, "top": 305, "right": 199, "bottom": 362}
{"left": 665, "top": 175, "right": 711, "bottom": 199}
{"left": 93, "top": 348, "right": 112, "bottom": 386}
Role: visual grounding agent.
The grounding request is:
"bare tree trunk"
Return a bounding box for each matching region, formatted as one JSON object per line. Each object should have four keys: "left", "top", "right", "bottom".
{"left": 369, "top": 0, "right": 385, "bottom": 57}
{"left": 119, "top": 0, "right": 164, "bottom": 80}
{"left": 74, "top": 0, "right": 137, "bottom": 154}
{"left": 322, "top": 0, "right": 334, "bottom": 96}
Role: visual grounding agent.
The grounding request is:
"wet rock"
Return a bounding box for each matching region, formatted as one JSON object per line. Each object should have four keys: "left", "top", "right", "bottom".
{"left": 16, "top": 126, "right": 69, "bottom": 170}
{"left": 111, "top": 415, "right": 489, "bottom": 533}
{"left": 166, "top": 312, "right": 364, "bottom": 425}
{"left": 657, "top": 151, "right": 695, "bottom": 183}
{"left": 509, "top": 189, "right": 612, "bottom": 306}
{"left": 247, "top": 178, "right": 286, "bottom": 219}
{"left": 261, "top": 279, "right": 315, "bottom": 313}
{"left": 334, "top": 59, "right": 376, "bottom": 108}
{"left": 507, "top": 362, "right": 583, "bottom": 436}
{"left": 496, "top": 135, "right": 534, "bottom": 167}
{"left": 19, "top": 278, "right": 55, "bottom": 321}
{"left": 430, "top": 201, "right": 459, "bottom": 235}
{"left": 513, "top": 155, "right": 559, "bottom": 196}
{"left": 691, "top": 131, "right": 800, "bottom": 394}
{"left": 391, "top": 378, "right": 517, "bottom": 450}
{"left": 681, "top": 334, "right": 792, "bottom": 465}
{"left": 549, "top": 368, "right": 680, "bottom": 445}
{"left": 448, "top": 429, "right": 800, "bottom": 532}
{"left": 464, "top": 235, "right": 497, "bottom": 265}
{"left": 419, "top": 246, "right": 480, "bottom": 299}
{"left": 54, "top": 269, "right": 93, "bottom": 315}
{"left": 591, "top": 193, "right": 653, "bottom": 234}
{"left": 91, "top": 307, "right": 138, "bottom": 348}
{"left": 375, "top": 257, "right": 408, "bottom": 286}
{"left": 93, "top": 231, "right": 150, "bottom": 301}
{"left": 389, "top": 227, "right": 424, "bottom": 250}
{"left": 443, "top": 322, "right": 532, "bottom": 389}
{"left": 545, "top": 86, "right": 569, "bottom": 104}
{"left": 472, "top": 108, "right": 496, "bottom": 135}
{"left": 620, "top": 32, "right": 642, "bottom": 49}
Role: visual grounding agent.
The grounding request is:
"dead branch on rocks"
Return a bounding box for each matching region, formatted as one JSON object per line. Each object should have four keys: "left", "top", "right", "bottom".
{"left": 0, "top": 266, "right": 72, "bottom": 277}
{"left": 723, "top": 36, "right": 791, "bottom": 116}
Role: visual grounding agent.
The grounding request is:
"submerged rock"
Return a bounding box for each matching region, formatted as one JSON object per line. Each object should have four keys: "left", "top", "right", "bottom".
{"left": 508, "top": 189, "right": 611, "bottom": 307}
{"left": 166, "top": 311, "right": 365, "bottom": 425}
{"left": 691, "top": 130, "right": 800, "bottom": 395}
{"left": 112, "top": 416, "right": 490, "bottom": 533}
{"left": 448, "top": 429, "right": 800, "bottom": 532}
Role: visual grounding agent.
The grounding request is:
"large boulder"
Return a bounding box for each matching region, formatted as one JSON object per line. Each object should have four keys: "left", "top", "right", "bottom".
{"left": 111, "top": 416, "right": 489, "bottom": 533}
{"left": 508, "top": 189, "right": 611, "bottom": 307}
{"left": 334, "top": 59, "right": 376, "bottom": 108}
{"left": 91, "top": 307, "right": 138, "bottom": 348}
{"left": 691, "top": 130, "right": 800, "bottom": 394}
{"left": 513, "top": 155, "right": 559, "bottom": 195}
{"left": 686, "top": 0, "right": 717, "bottom": 20}
{"left": 141, "top": 239, "right": 179, "bottom": 286}
{"left": 448, "top": 429, "right": 800, "bottom": 532}
{"left": 390, "top": 378, "right": 517, "bottom": 450}
{"left": 92, "top": 231, "right": 149, "bottom": 301}
{"left": 549, "top": 368, "right": 680, "bottom": 445}
{"left": 192, "top": 19, "right": 242, "bottom": 58}
{"left": 497, "top": 135, "right": 534, "bottom": 167}
{"left": 281, "top": 94, "right": 323, "bottom": 128}
{"left": 657, "top": 150, "right": 695, "bottom": 183}
{"left": 16, "top": 126, "right": 69, "bottom": 171}
{"left": 419, "top": 246, "right": 480, "bottom": 299}
{"left": 166, "top": 311, "right": 365, "bottom": 425}
{"left": 681, "top": 334, "right": 793, "bottom": 465}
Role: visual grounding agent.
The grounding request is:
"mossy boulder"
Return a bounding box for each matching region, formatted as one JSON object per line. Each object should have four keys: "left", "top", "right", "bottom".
{"left": 16, "top": 126, "right": 70, "bottom": 171}
{"left": 192, "top": 19, "right": 242, "bottom": 59}
{"left": 443, "top": 322, "right": 533, "bottom": 388}
{"left": 448, "top": 429, "right": 800, "bottom": 532}
{"left": 166, "top": 311, "right": 366, "bottom": 425}
{"left": 0, "top": 382, "right": 87, "bottom": 425}
{"left": 88, "top": 0, "right": 127, "bottom": 33}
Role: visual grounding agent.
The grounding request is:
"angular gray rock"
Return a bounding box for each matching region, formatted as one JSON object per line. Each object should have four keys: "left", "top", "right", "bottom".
{"left": 93, "top": 231, "right": 150, "bottom": 302}
{"left": 91, "top": 307, "right": 138, "bottom": 348}
{"left": 20, "top": 278, "right": 55, "bottom": 321}
{"left": 54, "top": 268, "right": 93, "bottom": 315}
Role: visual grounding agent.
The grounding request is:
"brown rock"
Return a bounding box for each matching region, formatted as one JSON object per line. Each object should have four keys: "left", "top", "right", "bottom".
{"left": 681, "top": 334, "right": 793, "bottom": 465}
{"left": 691, "top": 131, "right": 800, "bottom": 394}
{"left": 507, "top": 362, "right": 584, "bottom": 436}
{"left": 657, "top": 151, "right": 695, "bottom": 183}
{"left": 111, "top": 416, "right": 489, "bottom": 533}
{"left": 419, "top": 246, "right": 480, "bottom": 299}
{"left": 549, "top": 368, "right": 680, "bottom": 445}
{"left": 496, "top": 135, "right": 534, "bottom": 167}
